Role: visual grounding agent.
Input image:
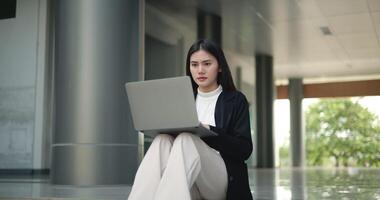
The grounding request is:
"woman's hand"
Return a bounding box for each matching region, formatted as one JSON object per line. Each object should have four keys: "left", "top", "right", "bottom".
{"left": 201, "top": 123, "right": 210, "bottom": 130}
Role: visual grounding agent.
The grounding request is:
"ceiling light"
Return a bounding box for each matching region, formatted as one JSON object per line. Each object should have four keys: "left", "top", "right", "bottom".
{"left": 320, "top": 26, "right": 332, "bottom": 36}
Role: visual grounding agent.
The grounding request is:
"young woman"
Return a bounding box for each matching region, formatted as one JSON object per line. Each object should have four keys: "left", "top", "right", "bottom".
{"left": 128, "top": 39, "right": 253, "bottom": 200}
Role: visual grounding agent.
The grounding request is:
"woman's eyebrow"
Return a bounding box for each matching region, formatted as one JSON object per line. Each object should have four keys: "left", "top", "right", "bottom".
{"left": 191, "top": 59, "right": 212, "bottom": 63}
{"left": 199, "top": 59, "right": 211, "bottom": 63}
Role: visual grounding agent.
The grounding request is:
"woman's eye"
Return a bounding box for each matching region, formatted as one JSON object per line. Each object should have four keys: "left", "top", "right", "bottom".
{"left": 191, "top": 63, "right": 198, "bottom": 67}
{"left": 205, "top": 62, "right": 211, "bottom": 66}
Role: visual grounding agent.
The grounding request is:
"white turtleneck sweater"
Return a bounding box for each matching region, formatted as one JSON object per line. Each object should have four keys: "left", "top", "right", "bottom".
{"left": 196, "top": 85, "right": 223, "bottom": 127}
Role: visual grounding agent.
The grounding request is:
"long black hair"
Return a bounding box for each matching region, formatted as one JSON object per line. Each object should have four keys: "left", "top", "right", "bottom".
{"left": 185, "top": 39, "right": 236, "bottom": 96}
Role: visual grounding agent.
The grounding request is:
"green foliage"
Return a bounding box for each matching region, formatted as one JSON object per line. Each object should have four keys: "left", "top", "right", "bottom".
{"left": 279, "top": 145, "right": 290, "bottom": 167}
{"left": 305, "top": 98, "right": 380, "bottom": 167}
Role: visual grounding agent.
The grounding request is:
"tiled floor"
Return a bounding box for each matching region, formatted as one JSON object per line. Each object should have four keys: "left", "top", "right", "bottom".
{"left": 0, "top": 168, "right": 379, "bottom": 199}
{"left": 250, "top": 168, "right": 380, "bottom": 199}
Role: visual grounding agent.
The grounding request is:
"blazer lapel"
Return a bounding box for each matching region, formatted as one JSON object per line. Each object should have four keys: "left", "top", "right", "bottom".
{"left": 215, "top": 90, "right": 234, "bottom": 128}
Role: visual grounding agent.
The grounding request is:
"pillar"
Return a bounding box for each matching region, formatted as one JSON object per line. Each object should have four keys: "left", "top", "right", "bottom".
{"left": 197, "top": 9, "right": 221, "bottom": 46}
{"left": 52, "top": 0, "right": 143, "bottom": 185}
{"left": 289, "top": 78, "right": 304, "bottom": 167}
{"left": 255, "top": 54, "right": 275, "bottom": 168}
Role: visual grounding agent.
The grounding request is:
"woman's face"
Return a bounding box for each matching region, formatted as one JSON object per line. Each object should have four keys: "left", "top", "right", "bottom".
{"left": 189, "top": 49, "right": 221, "bottom": 92}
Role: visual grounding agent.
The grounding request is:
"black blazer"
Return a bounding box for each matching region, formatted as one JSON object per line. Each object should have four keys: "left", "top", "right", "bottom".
{"left": 201, "top": 90, "right": 253, "bottom": 200}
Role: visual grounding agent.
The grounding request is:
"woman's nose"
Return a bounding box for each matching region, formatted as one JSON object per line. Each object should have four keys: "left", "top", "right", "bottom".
{"left": 197, "top": 65, "right": 205, "bottom": 73}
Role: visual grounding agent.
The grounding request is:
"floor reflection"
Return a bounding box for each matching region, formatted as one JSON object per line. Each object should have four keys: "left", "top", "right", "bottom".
{"left": 0, "top": 168, "right": 379, "bottom": 199}
{"left": 249, "top": 168, "right": 380, "bottom": 199}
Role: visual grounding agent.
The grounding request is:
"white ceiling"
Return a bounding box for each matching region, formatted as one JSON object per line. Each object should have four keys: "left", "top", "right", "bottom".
{"left": 246, "top": 0, "right": 380, "bottom": 81}
{"left": 147, "top": 0, "right": 380, "bottom": 82}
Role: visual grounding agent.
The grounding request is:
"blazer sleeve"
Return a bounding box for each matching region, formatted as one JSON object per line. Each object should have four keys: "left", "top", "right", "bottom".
{"left": 206, "top": 93, "right": 253, "bottom": 161}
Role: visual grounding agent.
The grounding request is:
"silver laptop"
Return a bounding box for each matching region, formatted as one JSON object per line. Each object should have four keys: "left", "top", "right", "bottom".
{"left": 125, "top": 76, "right": 218, "bottom": 138}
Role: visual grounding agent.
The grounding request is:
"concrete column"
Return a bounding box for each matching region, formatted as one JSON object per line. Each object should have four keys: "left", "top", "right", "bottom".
{"left": 197, "top": 9, "right": 221, "bottom": 46}
{"left": 52, "top": 0, "right": 143, "bottom": 185}
{"left": 255, "top": 54, "right": 275, "bottom": 168}
{"left": 289, "top": 78, "right": 304, "bottom": 167}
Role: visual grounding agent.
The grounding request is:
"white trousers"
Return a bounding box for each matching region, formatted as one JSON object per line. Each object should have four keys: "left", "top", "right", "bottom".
{"left": 128, "top": 133, "right": 228, "bottom": 200}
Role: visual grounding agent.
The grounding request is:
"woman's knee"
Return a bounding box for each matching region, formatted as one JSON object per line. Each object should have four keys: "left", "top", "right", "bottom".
{"left": 176, "top": 132, "right": 194, "bottom": 141}
{"left": 173, "top": 132, "right": 201, "bottom": 160}
{"left": 153, "top": 134, "right": 174, "bottom": 143}
{"left": 173, "top": 132, "right": 198, "bottom": 147}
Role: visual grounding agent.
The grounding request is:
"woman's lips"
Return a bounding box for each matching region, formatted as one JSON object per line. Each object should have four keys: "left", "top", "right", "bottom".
{"left": 197, "top": 77, "right": 207, "bottom": 81}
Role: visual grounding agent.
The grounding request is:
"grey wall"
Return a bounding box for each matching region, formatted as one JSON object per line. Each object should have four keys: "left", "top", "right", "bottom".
{"left": 0, "top": 0, "right": 48, "bottom": 169}
{"left": 145, "top": 35, "right": 183, "bottom": 80}
{"left": 145, "top": 3, "right": 196, "bottom": 75}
